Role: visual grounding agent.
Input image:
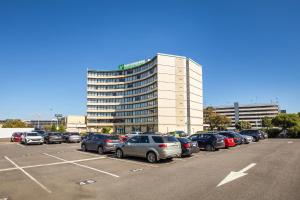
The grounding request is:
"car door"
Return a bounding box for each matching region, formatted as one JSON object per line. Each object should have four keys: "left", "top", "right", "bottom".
{"left": 123, "top": 136, "right": 140, "bottom": 156}
{"left": 135, "top": 136, "right": 150, "bottom": 157}
{"left": 197, "top": 134, "right": 207, "bottom": 148}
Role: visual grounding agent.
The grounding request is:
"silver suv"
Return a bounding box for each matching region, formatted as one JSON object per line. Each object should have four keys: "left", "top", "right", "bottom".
{"left": 115, "top": 134, "right": 181, "bottom": 163}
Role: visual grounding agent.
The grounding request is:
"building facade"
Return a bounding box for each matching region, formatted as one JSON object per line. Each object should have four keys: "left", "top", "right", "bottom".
{"left": 63, "top": 115, "right": 87, "bottom": 133}
{"left": 87, "top": 53, "right": 203, "bottom": 134}
{"left": 213, "top": 102, "right": 280, "bottom": 129}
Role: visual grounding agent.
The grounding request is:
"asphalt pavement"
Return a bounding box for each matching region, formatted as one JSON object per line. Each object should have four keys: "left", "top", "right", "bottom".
{"left": 0, "top": 139, "right": 299, "bottom": 200}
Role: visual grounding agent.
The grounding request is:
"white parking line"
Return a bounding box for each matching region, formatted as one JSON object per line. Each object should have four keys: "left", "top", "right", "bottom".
{"left": 0, "top": 156, "right": 106, "bottom": 172}
{"left": 43, "top": 153, "right": 119, "bottom": 178}
{"left": 4, "top": 156, "right": 52, "bottom": 194}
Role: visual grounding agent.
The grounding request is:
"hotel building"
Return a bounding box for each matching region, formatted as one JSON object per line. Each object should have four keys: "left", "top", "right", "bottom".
{"left": 213, "top": 102, "right": 280, "bottom": 129}
{"left": 86, "top": 53, "right": 203, "bottom": 134}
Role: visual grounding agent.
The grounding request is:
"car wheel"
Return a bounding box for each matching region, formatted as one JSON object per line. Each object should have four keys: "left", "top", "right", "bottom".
{"left": 147, "top": 152, "right": 157, "bottom": 163}
{"left": 116, "top": 149, "right": 123, "bottom": 159}
{"left": 81, "top": 144, "right": 87, "bottom": 152}
{"left": 205, "top": 144, "right": 214, "bottom": 151}
{"left": 98, "top": 146, "right": 104, "bottom": 154}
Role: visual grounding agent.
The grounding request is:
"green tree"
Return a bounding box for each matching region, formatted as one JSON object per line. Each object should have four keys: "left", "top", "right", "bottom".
{"left": 101, "top": 127, "right": 111, "bottom": 134}
{"left": 235, "top": 121, "right": 252, "bottom": 131}
{"left": 58, "top": 124, "right": 66, "bottom": 132}
{"left": 51, "top": 124, "right": 57, "bottom": 132}
{"left": 2, "top": 119, "right": 28, "bottom": 128}
{"left": 272, "top": 114, "right": 299, "bottom": 130}
{"left": 216, "top": 115, "right": 232, "bottom": 131}
{"left": 204, "top": 107, "right": 232, "bottom": 131}
{"left": 43, "top": 124, "right": 52, "bottom": 132}
{"left": 262, "top": 117, "right": 273, "bottom": 130}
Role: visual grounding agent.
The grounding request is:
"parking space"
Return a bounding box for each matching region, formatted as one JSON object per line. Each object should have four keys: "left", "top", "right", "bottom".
{"left": 0, "top": 139, "right": 299, "bottom": 200}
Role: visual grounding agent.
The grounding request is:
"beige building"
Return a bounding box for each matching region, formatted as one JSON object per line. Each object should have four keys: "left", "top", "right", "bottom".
{"left": 63, "top": 115, "right": 87, "bottom": 133}
{"left": 87, "top": 53, "right": 203, "bottom": 134}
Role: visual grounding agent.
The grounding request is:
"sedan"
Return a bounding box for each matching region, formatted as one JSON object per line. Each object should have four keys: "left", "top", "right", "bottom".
{"left": 44, "top": 132, "right": 63, "bottom": 144}
{"left": 177, "top": 137, "right": 199, "bottom": 157}
{"left": 21, "top": 132, "right": 44, "bottom": 145}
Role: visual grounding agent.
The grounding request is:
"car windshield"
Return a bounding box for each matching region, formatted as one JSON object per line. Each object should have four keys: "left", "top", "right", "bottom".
{"left": 27, "top": 133, "right": 38, "bottom": 136}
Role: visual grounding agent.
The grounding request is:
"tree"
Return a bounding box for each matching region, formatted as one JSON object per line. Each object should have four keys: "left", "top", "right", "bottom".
{"left": 2, "top": 119, "right": 28, "bottom": 128}
{"left": 43, "top": 124, "right": 52, "bottom": 132}
{"left": 235, "top": 121, "right": 252, "bottom": 131}
{"left": 51, "top": 124, "right": 57, "bottom": 132}
{"left": 216, "top": 115, "right": 231, "bottom": 131}
{"left": 262, "top": 117, "right": 273, "bottom": 130}
{"left": 272, "top": 114, "right": 299, "bottom": 130}
{"left": 204, "top": 107, "right": 231, "bottom": 131}
{"left": 101, "top": 127, "right": 111, "bottom": 134}
{"left": 58, "top": 124, "right": 66, "bottom": 133}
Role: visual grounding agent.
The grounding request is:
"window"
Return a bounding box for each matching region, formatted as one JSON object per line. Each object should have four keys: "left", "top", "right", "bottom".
{"left": 152, "top": 136, "right": 164, "bottom": 143}
{"left": 140, "top": 136, "right": 149, "bottom": 143}
{"left": 127, "top": 136, "right": 140, "bottom": 143}
{"left": 189, "top": 134, "right": 199, "bottom": 140}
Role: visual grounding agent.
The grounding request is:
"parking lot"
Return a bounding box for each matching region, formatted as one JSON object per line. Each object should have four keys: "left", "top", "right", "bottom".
{"left": 0, "top": 139, "right": 299, "bottom": 200}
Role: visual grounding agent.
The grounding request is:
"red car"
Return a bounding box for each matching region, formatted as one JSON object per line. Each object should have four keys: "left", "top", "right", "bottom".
{"left": 11, "top": 132, "right": 23, "bottom": 142}
{"left": 222, "top": 136, "right": 236, "bottom": 148}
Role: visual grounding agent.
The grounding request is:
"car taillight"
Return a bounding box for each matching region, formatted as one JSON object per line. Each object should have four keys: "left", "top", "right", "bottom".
{"left": 183, "top": 143, "right": 191, "bottom": 148}
{"left": 158, "top": 144, "right": 167, "bottom": 148}
{"left": 104, "top": 139, "right": 113, "bottom": 143}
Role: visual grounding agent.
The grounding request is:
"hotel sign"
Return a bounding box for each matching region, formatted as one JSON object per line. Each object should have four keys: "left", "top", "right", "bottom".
{"left": 118, "top": 60, "right": 148, "bottom": 70}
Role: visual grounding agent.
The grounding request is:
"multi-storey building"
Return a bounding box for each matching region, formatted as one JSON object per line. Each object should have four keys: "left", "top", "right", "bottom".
{"left": 87, "top": 53, "right": 203, "bottom": 134}
{"left": 213, "top": 102, "right": 280, "bottom": 129}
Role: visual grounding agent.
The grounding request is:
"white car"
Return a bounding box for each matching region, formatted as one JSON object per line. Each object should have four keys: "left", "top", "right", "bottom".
{"left": 21, "top": 132, "right": 44, "bottom": 145}
{"left": 126, "top": 131, "right": 142, "bottom": 138}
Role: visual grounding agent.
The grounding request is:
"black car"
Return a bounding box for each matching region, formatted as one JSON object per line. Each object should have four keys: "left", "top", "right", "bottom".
{"left": 44, "top": 132, "right": 63, "bottom": 144}
{"left": 218, "top": 131, "right": 243, "bottom": 145}
{"left": 81, "top": 134, "right": 121, "bottom": 154}
{"left": 177, "top": 138, "right": 199, "bottom": 157}
{"left": 188, "top": 133, "right": 225, "bottom": 151}
{"left": 239, "top": 130, "right": 262, "bottom": 142}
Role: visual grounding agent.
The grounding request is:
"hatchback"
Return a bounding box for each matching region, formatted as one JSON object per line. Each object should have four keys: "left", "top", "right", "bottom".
{"left": 115, "top": 134, "right": 181, "bottom": 163}
{"left": 81, "top": 134, "right": 121, "bottom": 154}
{"left": 11, "top": 132, "right": 23, "bottom": 142}
{"left": 44, "top": 132, "right": 63, "bottom": 144}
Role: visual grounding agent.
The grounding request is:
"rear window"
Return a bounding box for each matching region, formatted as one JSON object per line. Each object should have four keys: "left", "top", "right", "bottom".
{"left": 152, "top": 136, "right": 178, "bottom": 143}
{"left": 70, "top": 133, "right": 79, "bottom": 135}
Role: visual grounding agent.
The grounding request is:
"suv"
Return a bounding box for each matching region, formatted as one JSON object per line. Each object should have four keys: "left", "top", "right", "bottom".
{"left": 81, "top": 134, "right": 121, "bottom": 154}
{"left": 21, "top": 132, "right": 44, "bottom": 145}
{"left": 44, "top": 132, "right": 63, "bottom": 144}
{"left": 188, "top": 133, "right": 225, "bottom": 151}
{"left": 239, "top": 130, "right": 262, "bottom": 142}
{"left": 115, "top": 134, "right": 181, "bottom": 163}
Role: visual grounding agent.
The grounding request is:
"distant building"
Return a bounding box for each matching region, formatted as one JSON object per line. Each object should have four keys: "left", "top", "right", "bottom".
{"left": 25, "top": 119, "right": 59, "bottom": 129}
{"left": 87, "top": 53, "right": 203, "bottom": 134}
{"left": 63, "top": 115, "right": 87, "bottom": 133}
{"left": 212, "top": 102, "right": 280, "bottom": 129}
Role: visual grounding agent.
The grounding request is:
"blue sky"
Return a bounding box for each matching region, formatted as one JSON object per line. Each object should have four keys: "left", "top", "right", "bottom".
{"left": 0, "top": 0, "right": 299, "bottom": 119}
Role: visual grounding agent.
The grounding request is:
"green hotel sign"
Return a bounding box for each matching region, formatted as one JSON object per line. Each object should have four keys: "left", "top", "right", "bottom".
{"left": 118, "top": 60, "right": 148, "bottom": 70}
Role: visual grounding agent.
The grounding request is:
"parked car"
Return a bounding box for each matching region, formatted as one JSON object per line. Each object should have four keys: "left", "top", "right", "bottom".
{"left": 188, "top": 133, "right": 225, "bottom": 151}
{"left": 218, "top": 135, "right": 236, "bottom": 148}
{"left": 235, "top": 132, "right": 253, "bottom": 144}
{"left": 21, "top": 132, "right": 44, "bottom": 145}
{"left": 177, "top": 137, "right": 199, "bottom": 157}
{"left": 62, "top": 132, "right": 81, "bottom": 143}
{"left": 126, "top": 131, "right": 142, "bottom": 138}
{"left": 11, "top": 132, "right": 23, "bottom": 142}
{"left": 81, "top": 134, "right": 121, "bottom": 154}
{"left": 44, "top": 132, "right": 63, "bottom": 144}
{"left": 239, "top": 130, "right": 262, "bottom": 142}
{"left": 260, "top": 130, "right": 268, "bottom": 139}
{"left": 115, "top": 134, "right": 181, "bottom": 163}
{"left": 218, "top": 131, "right": 243, "bottom": 145}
